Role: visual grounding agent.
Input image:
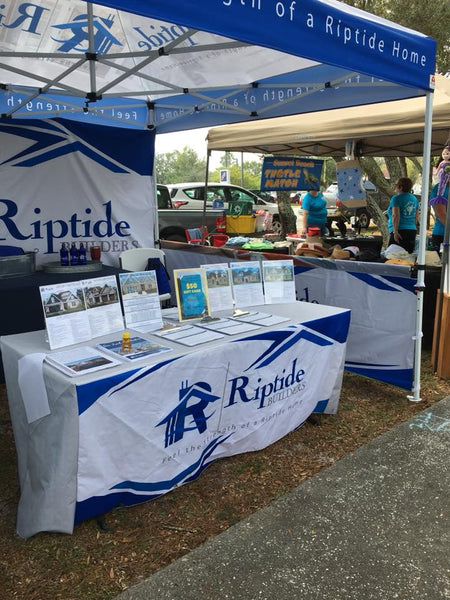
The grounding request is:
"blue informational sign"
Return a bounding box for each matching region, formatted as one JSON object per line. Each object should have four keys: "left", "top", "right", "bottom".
{"left": 260, "top": 156, "right": 324, "bottom": 191}
{"left": 220, "top": 169, "right": 230, "bottom": 183}
{"left": 177, "top": 273, "right": 207, "bottom": 320}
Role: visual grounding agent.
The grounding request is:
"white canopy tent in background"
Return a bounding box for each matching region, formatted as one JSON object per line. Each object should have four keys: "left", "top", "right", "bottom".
{"left": 0, "top": 0, "right": 437, "bottom": 401}
{"left": 206, "top": 74, "right": 450, "bottom": 157}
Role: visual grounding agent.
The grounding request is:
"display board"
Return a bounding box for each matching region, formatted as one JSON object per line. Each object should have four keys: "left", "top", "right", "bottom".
{"left": 0, "top": 120, "right": 156, "bottom": 267}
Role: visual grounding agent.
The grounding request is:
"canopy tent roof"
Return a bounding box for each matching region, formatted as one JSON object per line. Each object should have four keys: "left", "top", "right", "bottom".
{"left": 0, "top": 0, "right": 436, "bottom": 132}
{"left": 206, "top": 74, "right": 450, "bottom": 157}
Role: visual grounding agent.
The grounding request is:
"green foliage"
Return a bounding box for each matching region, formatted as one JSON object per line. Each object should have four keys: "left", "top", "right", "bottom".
{"left": 154, "top": 146, "right": 206, "bottom": 184}
{"left": 343, "top": 0, "right": 449, "bottom": 72}
{"left": 322, "top": 158, "right": 337, "bottom": 187}
{"left": 209, "top": 160, "right": 262, "bottom": 189}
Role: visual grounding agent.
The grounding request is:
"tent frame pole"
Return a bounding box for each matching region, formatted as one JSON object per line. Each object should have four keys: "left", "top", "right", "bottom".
{"left": 408, "top": 89, "right": 434, "bottom": 403}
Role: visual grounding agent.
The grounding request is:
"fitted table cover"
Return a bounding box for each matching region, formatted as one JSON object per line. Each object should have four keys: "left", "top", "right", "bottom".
{"left": 1, "top": 302, "right": 350, "bottom": 538}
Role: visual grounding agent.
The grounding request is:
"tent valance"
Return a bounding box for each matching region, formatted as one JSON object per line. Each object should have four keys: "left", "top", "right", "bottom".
{"left": 0, "top": 0, "right": 436, "bottom": 132}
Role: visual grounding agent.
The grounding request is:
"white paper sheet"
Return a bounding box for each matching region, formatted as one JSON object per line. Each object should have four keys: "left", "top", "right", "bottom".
{"left": 230, "top": 261, "right": 265, "bottom": 308}
{"left": 18, "top": 353, "right": 50, "bottom": 423}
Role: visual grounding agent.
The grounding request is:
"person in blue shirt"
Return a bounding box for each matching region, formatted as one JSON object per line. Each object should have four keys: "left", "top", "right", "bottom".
{"left": 429, "top": 181, "right": 449, "bottom": 251}
{"left": 301, "top": 189, "right": 328, "bottom": 236}
{"left": 387, "top": 177, "right": 420, "bottom": 253}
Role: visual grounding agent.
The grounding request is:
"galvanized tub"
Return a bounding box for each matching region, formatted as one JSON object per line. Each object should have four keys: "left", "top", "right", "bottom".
{"left": 0, "top": 252, "right": 36, "bottom": 279}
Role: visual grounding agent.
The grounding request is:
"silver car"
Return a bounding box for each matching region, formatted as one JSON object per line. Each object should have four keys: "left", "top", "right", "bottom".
{"left": 167, "top": 182, "right": 282, "bottom": 234}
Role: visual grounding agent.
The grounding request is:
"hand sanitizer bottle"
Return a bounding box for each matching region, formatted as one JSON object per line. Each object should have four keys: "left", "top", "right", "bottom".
{"left": 79, "top": 242, "right": 87, "bottom": 265}
{"left": 60, "top": 243, "right": 69, "bottom": 266}
{"left": 70, "top": 242, "right": 79, "bottom": 266}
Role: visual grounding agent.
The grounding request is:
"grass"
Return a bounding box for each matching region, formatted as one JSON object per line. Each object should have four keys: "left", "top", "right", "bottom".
{"left": 0, "top": 352, "right": 449, "bottom": 600}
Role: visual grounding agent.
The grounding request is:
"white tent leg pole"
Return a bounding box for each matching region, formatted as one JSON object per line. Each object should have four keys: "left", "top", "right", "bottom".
{"left": 408, "top": 90, "right": 434, "bottom": 403}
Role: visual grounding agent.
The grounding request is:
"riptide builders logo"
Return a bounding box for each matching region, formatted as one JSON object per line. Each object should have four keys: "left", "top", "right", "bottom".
{"left": 157, "top": 358, "right": 307, "bottom": 449}
{"left": 157, "top": 380, "right": 221, "bottom": 448}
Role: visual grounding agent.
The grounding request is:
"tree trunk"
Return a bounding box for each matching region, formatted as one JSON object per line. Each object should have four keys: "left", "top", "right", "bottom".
{"left": 277, "top": 191, "right": 297, "bottom": 239}
{"left": 366, "top": 195, "right": 389, "bottom": 248}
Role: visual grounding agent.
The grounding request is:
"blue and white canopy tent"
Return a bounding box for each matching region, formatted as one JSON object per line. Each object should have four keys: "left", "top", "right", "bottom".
{"left": 0, "top": 1, "right": 436, "bottom": 130}
{"left": 0, "top": 0, "right": 437, "bottom": 401}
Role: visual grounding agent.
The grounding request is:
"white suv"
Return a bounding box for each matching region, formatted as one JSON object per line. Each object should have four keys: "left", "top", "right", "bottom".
{"left": 167, "top": 182, "right": 282, "bottom": 233}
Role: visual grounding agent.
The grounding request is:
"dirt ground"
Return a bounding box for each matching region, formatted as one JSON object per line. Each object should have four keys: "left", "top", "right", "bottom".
{"left": 1, "top": 351, "right": 449, "bottom": 600}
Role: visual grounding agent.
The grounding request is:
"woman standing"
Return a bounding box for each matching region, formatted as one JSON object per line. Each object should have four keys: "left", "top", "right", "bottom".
{"left": 429, "top": 181, "right": 449, "bottom": 252}
{"left": 301, "top": 189, "right": 328, "bottom": 236}
{"left": 387, "top": 177, "right": 420, "bottom": 253}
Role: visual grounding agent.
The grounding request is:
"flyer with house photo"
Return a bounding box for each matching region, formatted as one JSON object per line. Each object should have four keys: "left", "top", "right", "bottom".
{"left": 262, "top": 260, "right": 296, "bottom": 304}
{"left": 82, "top": 275, "right": 124, "bottom": 336}
{"left": 40, "top": 282, "right": 92, "bottom": 349}
{"left": 118, "top": 271, "right": 163, "bottom": 332}
{"left": 201, "top": 263, "right": 234, "bottom": 313}
{"left": 229, "top": 261, "right": 264, "bottom": 308}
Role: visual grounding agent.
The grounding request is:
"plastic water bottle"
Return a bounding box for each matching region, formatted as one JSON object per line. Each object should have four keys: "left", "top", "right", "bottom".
{"left": 60, "top": 243, "right": 69, "bottom": 266}
{"left": 79, "top": 242, "right": 87, "bottom": 265}
{"left": 70, "top": 242, "right": 79, "bottom": 266}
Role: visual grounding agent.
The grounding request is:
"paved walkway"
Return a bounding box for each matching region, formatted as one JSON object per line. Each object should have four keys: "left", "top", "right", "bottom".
{"left": 116, "top": 396, "right": 450, "bottom": 600}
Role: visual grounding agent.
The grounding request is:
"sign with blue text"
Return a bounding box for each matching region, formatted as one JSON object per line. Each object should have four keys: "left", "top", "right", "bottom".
{"left": 261, "top": 156, "right": 324, "bottom": 191}
{"left": 0, "top": 119, "right": 155, "bottom": 267}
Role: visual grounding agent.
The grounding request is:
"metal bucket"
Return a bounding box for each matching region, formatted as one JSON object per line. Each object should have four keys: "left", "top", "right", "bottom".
{"left": 0, "top": 251, "right": 36, "bottom": 279}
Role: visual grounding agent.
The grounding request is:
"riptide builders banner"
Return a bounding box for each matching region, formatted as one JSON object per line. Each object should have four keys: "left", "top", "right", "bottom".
{"left": 0, "top": 118, "right": 156, "bottom": 267}
{"left": 295, "top": 262, "right": 416, "bottom": 390}
{"left": 75, "top": 314, "right": 349, "bottom": 524}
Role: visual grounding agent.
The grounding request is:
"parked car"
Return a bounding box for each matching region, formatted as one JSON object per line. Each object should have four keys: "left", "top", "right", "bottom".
{"left": 167, "top": 182, "right": 282, "bottom": 233}
{"left": 249, "top": 189, "right": 277, "bottom": 202}
{"left": 157, "top": 184, "right": 224, "bottom": 242}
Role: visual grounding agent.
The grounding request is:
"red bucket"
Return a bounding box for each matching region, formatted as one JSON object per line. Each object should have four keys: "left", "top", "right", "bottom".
{"left": 307, "top": 226, "right": 321, "bottom": 237}
{"left": 210, "top": 233, "right": 229, "bottom": 247}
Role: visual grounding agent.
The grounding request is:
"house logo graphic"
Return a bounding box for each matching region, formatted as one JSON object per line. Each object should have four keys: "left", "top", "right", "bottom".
{"left": 157, "top": 380, "right": 221, "bottom": 448}
{"left": 51, "top": 13, "right": 122, "bottom": 53}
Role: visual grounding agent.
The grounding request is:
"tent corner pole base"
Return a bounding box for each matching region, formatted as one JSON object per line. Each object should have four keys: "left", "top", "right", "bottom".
{"left": 407, "top": 393, "right": 422, "bottom": 403}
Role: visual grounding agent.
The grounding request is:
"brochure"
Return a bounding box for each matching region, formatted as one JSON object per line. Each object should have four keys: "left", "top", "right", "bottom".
{"left": 40, "top": 282, "right": 92, "bottom": 349}
{"left": 262, "top": 260, "right": 296, "bottom": 304}
{"left": 83, "top": 275, "right": 124, "bottom": 334}
{"left": 40, "top": 275, "right": 124, "bottom": 350}
{"left": 201, "top": 263, "right": 234, "bottom": 313}
{"left": 174, "top": 268, "right": 210, "bottom": 321}
{"left": 153, "top": 324, "right": 223, "bottom": 346}
{"left": 229, "top": 261, "right": 265, "bottom": 308}
{"left": 97, "top": 335, "right": 172, "bottom": 361}
{"left": 45, "top": 346, "right": 121, "bottom": 377}
{"left": 119, "top": 271, "right": 163, "bottom": 332}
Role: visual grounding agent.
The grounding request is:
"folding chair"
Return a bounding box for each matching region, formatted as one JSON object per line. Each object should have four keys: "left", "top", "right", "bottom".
{"left": 119, "top": 247, "right": 172, "bottom": 305}
{"left": 185, "top": 227, "right": 210, "bottom": 245}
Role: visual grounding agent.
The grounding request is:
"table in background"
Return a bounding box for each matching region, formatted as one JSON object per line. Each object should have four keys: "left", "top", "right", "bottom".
{"left": 2, "top": 302, "right": 350, "bottom": 538}
{"left": 323, "top": 235, "right": 383, "bottom": 256}
{"left": 0, "top": 265, "right": 123, "bottom": 382}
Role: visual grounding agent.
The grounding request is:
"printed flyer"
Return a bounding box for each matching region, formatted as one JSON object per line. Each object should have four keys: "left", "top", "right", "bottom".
{"left": 201, "top": 263, "right": 234, "bottom": 313}
{"left": 119, "top": 271, "right": 163, "bottom": 332}
{"left": 262, "top": 260, "right": 296, "bottom": 304}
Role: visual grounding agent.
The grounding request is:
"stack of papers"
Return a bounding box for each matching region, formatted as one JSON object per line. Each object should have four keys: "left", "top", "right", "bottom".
{"left": 154, "top": 324, "right": 224, "bottom": 346}
{"left": 45, "top": 346, "right": 121, "bottom": 377}
{"left": 97, "top": 336, "right": 172, "bottom": 361}
{"left": 231, "top": 311, "right": 290, "bottom": 327}
{"left": 197, "top": 318, "right": 261, "bottom": 336}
